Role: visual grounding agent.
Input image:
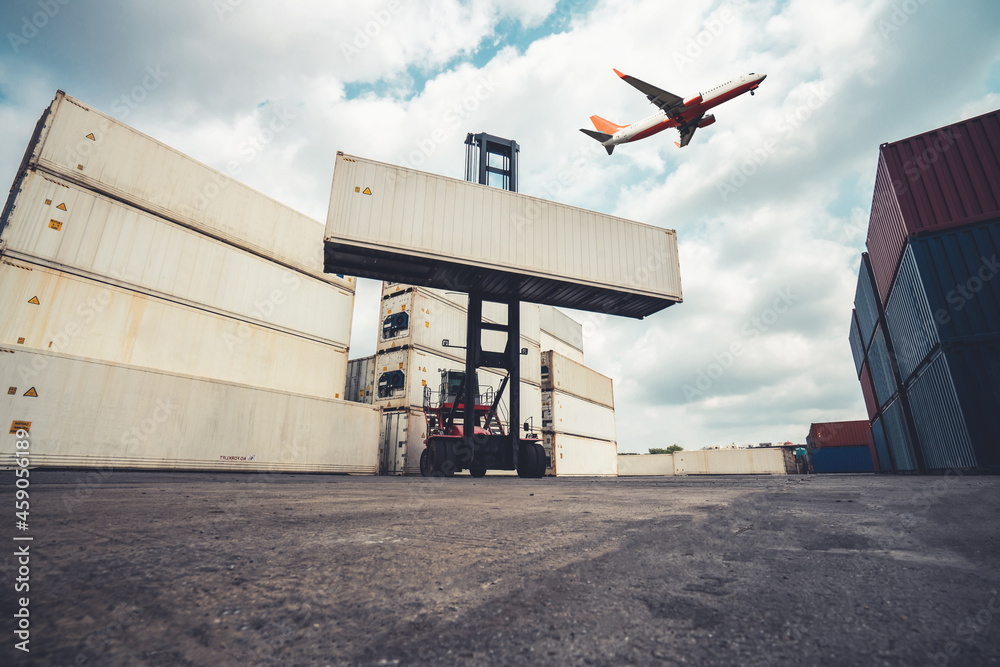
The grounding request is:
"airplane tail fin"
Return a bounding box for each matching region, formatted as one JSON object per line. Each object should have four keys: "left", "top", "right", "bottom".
{"left": 589, "top": 115, "right": 626, "bottom": 135}
{"left": 579, "top": 129, "right": 615, "bottom": 155}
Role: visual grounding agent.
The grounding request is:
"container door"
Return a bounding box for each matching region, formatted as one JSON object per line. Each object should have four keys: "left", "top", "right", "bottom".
{"left": 379, "top": 411, "right": 407, "bottom": 475}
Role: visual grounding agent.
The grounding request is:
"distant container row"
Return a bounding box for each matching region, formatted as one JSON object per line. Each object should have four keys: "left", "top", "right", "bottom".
{"left": 849, "top": 107, "right": 1000, "bottom": 473}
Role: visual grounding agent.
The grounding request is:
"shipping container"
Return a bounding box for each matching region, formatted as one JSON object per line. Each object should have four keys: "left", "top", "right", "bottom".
{"left": 806, "top": 420, "right": 869, "bottom": 447}
{"left": 325, "top": 153, "right": 682, "bottom": 319}
{"left": 868, "top": 326, "right": 897, "bottom": 407}
{"left": 854, "top": 254, "right": 880, "bottom": 348}
{"left": 372, "top": 347, "right": 543, "bottom": 428}
{"left": 848, "top": 309, "right": 865, "bottom": 377}
{"left": 346, "top": 355, "right": 376, "bottom": 404}
{"left": 909, "top": 219, "right": 1000, "bottom": 342}
{"left": 885, "top": 244, "right": 939, "bottom": 380}
{"left": 867, "top": 109, "right": 1000, "bottom": 304}
{"left": 616, "top": 454, "right": 675, "bottom": 476}
{"left": 882, "top": 397, "right": 918, "bottom": 471}
{"left": 809, "top": 445, "right": 875, "bottom": 473}
{"left": 378, "top": 408, "right": 410, "bottom": 475}
{"left": 544, "top": 433, "right": 618, "bottom": 476}
{"left": 540, "top": 332, "right": 584, "bottom": 364}
{"left": 869, "top": 418, "right": 894, "bottom": 472}
{"left": 376, "top": 287, "right": 542, "bottom": 385}
{"left": 859, "top": 362, "right": 879, "bottom": 420}
{"left": 672, "top": 449, "right": 785, "bottom": 475}
{"left": 1, "top": 170, "right": 355, "bottom": 346}
{"left": 539, "top": 305, "right": 584, "bottom": 353}
{"left": 904, "top": 349, "right": 977, "bottom": 470}
{"left": 940, "top": 341, "right": 1000, "bottom": 471}
{"left": 0, "top": 259, "right": 348, "bottom": 399}
{"left": 6, "top": 92, "right": 349, "bottom": 289}
{"left": 865, "top": 427, "right": 881, "bottom": 472}
{"left": 541, "top": 390, "right": 616, "bottom": 442}
{"left": 0, "top": 349, "right": 379, "bottom": 472}
{"left": 540, "top": 350, "right": 614, "bottom": 408}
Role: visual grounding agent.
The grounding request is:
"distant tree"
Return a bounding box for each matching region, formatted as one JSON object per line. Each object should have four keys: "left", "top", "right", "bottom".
{"left": 649, "top": 445, "right": 683, "bottom": 455}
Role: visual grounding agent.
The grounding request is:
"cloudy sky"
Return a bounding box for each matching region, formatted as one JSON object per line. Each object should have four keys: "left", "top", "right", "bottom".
{"left": 2, "top": 0, "right": 998, "bottom": 451}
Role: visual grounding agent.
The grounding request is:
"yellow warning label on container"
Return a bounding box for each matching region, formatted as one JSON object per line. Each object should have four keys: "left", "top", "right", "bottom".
{"left": 27, "top": 297, "right": 39, "bottom": 305}
{"left": 56, "top": 203, "right": 67, "bottom": 211}
{"left": 7, "top": 387, "right": 15, "bottom": 395}
{"left": 355, "top": 186, "right": 360, "bottom": 193}
{"left": 24, "top": 387, "right": 38, "bottom": 397}
{"left": 17, "top": 337, "right": 25, "bottom": 344}
{"left": 44, "top": 199, "right": 52, "bottom": 205}
{"left": 86, "top": 133, "right": 95, "bottom": 141}
{"left": 48, "top": 219, "right": 63, "bottom": 231}
{"left": 10, "top": 421, "right": 31, "bottom": 434}
{"left": 362, "top": 187, "right": 372, "bottom": 195}
{"left": 424, "top": 321, "right": 430, "bottom": 328}
{"left": 421, "top": 380, "right": 426, "bottom": 386}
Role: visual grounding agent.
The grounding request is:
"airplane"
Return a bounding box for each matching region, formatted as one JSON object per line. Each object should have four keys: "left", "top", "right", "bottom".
{"left": 580, "top": 70, "right": 767, "bottom": 154}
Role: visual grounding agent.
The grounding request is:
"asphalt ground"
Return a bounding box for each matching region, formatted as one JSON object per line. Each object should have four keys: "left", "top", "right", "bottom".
{"left": 2, "top": 471, "right": 999, "bottom": 666}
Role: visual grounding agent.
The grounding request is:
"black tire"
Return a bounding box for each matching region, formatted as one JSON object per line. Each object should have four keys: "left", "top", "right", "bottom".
{"left": 434, "top": 440, "right": 455, "bottom": 477}
{"left": 516, "top": 442, "right": 537, "bottom": 478}
{"left": 469, "top": 461, "right": 488, "bottom": 478}
{"left": 419, "top": 448, "right": 433, "bottom": 477}
{"left": 533, "top": 443, "right": 547, "bottom": 478}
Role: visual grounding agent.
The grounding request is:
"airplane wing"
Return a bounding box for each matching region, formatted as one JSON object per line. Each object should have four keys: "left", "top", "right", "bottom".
{"left": 675, "top": 117, "right": 703, "bottom": 148}
{"left": 613, "top": 68, "right": 684, "bottom": 110}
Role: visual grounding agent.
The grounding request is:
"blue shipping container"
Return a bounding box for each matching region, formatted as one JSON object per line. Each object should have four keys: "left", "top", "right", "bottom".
{"left": 882, "top": 397, "right": 918, "bottom": 471}
{"left": 886, "top": 245, "right": 939, "bottom": 380}
{"left": 854, "top": 253, "right": 880, "bottom": 350}
{"left": 905, "top": 349, "right": 977, "bottom": 470}
{"left": 870, "top": 418, "right": 894, "bottom": 472}
{"left": 942, "top": 341, "right": 1000, "bottom": 471}
{"left": 868, "top": 326, "right": 897, "bottom": 407}
{"left": 848, "top": 309, "right": 865, "bottom": 377}
{"left": 810, "top": 445, "right": 875, "bottom": 473}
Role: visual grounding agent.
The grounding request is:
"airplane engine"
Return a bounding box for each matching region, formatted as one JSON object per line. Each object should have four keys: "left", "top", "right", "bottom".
{"left": 698, "top": 114, "right": 716, "bottom": 128}
{"left": 683, "top": 94, "right": 703, "bottom": 107}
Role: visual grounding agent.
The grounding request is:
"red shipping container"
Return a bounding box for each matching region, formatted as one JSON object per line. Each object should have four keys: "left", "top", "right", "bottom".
{"left": 807, "top": 421, "right": 870, "bottom": 448}
{"left": 866, "top": 108, "right": 1000, "bottom": 304}
{"left": 866, "top": 427, "right": 881, "bottom": 473}
{"left": 859, "top": 362, "right": 879, "bottom": 421}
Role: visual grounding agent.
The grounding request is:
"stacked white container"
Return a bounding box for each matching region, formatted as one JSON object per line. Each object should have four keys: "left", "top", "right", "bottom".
{"left": 541, "top": 350, "right": 618, "bottom": 476}
{"left": 373, "top": 282, "right": 542, "bottom": 475}
{"left": 539, "top": 305, "right": 585, "bottom": 364}
{"left": 1, "top": 91, "right": 379, "bottom": 473}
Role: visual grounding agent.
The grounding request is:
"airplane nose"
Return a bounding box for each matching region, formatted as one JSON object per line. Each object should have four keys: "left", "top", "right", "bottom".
{"left": 759, "top": 73, "right": 767, "bottom": 81}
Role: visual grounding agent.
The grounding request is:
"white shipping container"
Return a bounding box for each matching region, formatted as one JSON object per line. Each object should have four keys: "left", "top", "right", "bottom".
{"left": 673, "top": 449, "right": 785, "bottom": 475}
{"left": 346, "top": 356, "right": 376, "bottom": 404}
{"left": 542, "top": 390, "right": 616, "bottom": 442}
{"left": 1, "top": 170, "right": 354, "bottom": 346}
{"left": 541, "top": 350, "right": 614, "bottom": 408}
{"left": 326, "top": 153, "right": 682, "bottom": 318}
{"left": 378, "top": 288, "right": 541, "bottom": 385}
{"left": 617, "top": 454, "right": 676, "bottom": 476}
{"left": 0, "top": 260, "right": 348, "bottom": 399}
{"left": 539, "top": 305, "right": 584, "bottom": 351}
{"left": 373, "top": 347, "right": 542, "bottom": 429}
{"left": 0, "top": 350, "right": 379, "bottom": 473}
{"left": 20, "top": 92, "right": 346, "bottom": 288}
{"left": 540, "top": 332, "right": 584, "bottom": 364}
{"left": 378, "top": 408, "right": 411, "bottom": 475}
{"left": 544, "top": 433, "right": 618, "bottom": 477}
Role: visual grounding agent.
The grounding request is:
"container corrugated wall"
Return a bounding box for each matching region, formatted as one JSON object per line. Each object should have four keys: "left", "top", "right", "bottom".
{"left": 869, "top": 418, "right": 894, "bottom": 472}
{"left": 941, "top": 342, "right": 1000, "bottom": 471}
{"left": 854, "top": 254, "right": 880, "bottom": 347}
{"left": 859, "top": 363, "right": 879, "bottom": 420}
{"left": 539, "top": 305, "right": 584, "bottom": 353}
{"left": 881, "top": 109, "right": 1000, "bottom": 236}
{"left": 867, "top": 152, "right": 909, "bottom": 304}
{"left": 885, "top": 244, "right": 939, "bottom": 380}
{"left": 882, "top": 397, "right": 918, "bottom": 471}
{"left": 848, "top": 309, "right": 865, "bottom": 376}
{"left": 540, "top": 350, "right": 614, "bottom": 408}
{"left": 909, "top": 219, "right": 1000, "bottom": 341}
{"left": 810, "top": 446, "right": 874, "bottom": 473}
{"left": 905, "top": 349, "right": 976, "bottom": 470}
{"left": 868, "top": 326, "right": 897, "bottom": 407}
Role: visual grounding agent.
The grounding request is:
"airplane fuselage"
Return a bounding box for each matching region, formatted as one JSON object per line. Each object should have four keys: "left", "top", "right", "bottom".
{"left": 605, "top": 72, "right": 765, "bottom": 148}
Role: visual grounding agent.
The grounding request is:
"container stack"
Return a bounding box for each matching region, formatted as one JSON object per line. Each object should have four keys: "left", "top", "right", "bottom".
{"left": 371, "top": 282, "right": 543, "bottom": 475}
{"left": 1, "top": 91, "right": 379, "bottom": 472}
{"left": 541, "top": 351, "right": 618, "bottom": 476}
{"left": 539, "top": 305, "right": 585, "bottom": 364}
{"left": 805, "top": 421, "right": 876, "bottom": 473}
{"left": 848, "top": 107, "right": 1000, "bottom": 473}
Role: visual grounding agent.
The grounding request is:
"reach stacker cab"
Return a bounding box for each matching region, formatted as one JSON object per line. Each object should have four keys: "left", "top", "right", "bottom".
{"left": 420, "top": 370, "right": 546, "bottom": 478}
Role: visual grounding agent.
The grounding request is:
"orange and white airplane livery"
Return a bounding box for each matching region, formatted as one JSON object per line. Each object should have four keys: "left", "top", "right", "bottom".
{"left": 581, "top": 69, "right": 767, "bottom": 153}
